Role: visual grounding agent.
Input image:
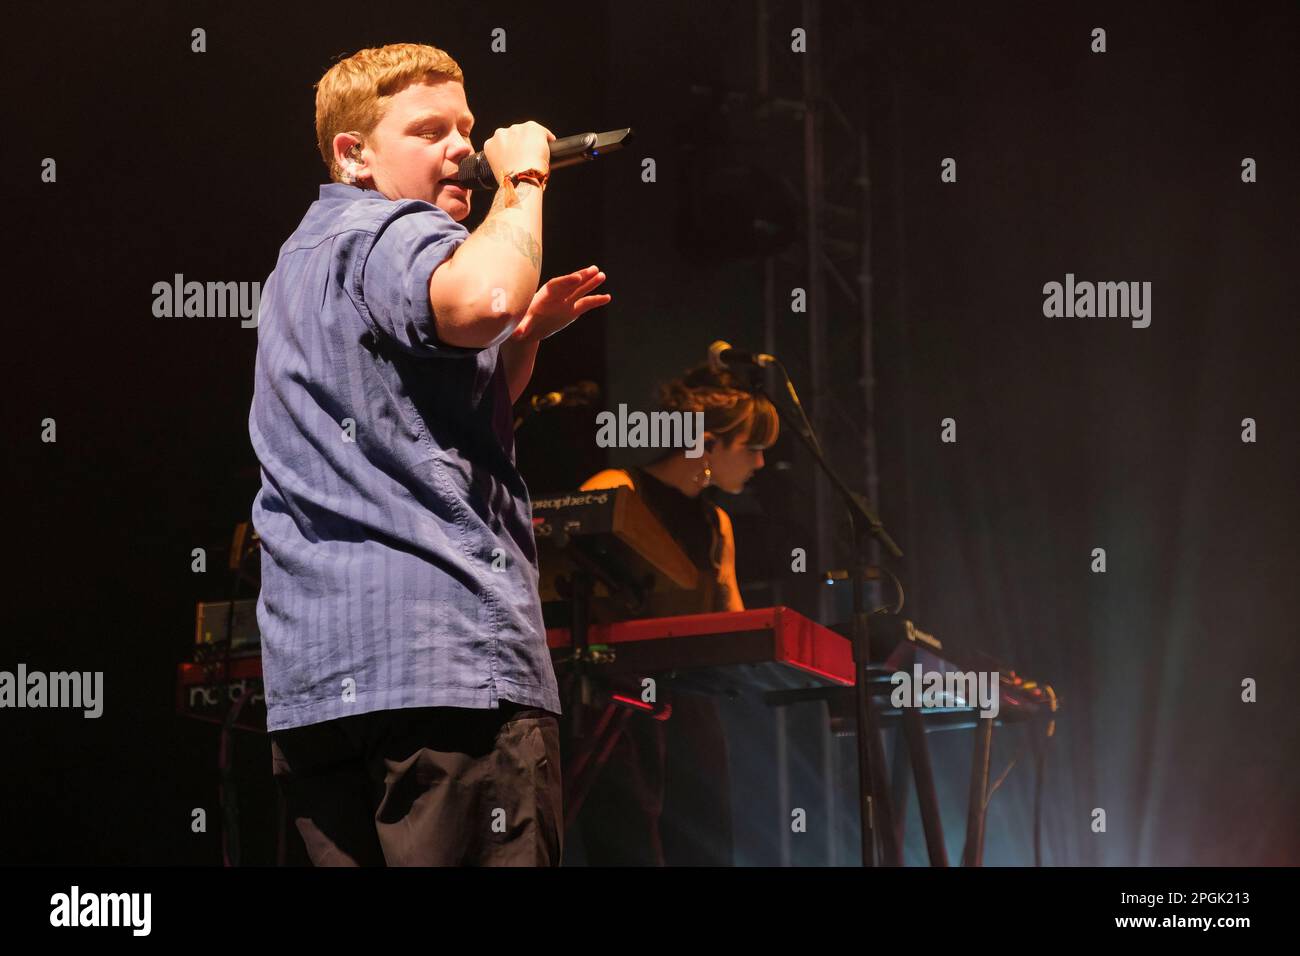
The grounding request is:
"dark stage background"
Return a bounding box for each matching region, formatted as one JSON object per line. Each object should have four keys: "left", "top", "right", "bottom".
{"left": 5, "top": 0, "right": 1298, "bottom": 866}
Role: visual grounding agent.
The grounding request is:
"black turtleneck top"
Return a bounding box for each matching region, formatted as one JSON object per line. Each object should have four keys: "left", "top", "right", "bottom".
{"left": 625, "top": 465, "right": 729, "bottom": 616}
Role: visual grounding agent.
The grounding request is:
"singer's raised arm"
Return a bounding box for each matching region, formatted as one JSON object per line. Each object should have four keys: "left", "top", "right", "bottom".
{"left": 499, "top": 265, "right": 611, "bottom": 403}
{"left": 426, "top": 123, "right": 553, "bottom": 348}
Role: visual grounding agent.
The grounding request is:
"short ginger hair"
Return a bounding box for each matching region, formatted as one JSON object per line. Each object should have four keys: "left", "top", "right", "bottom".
{"left": 314, "top": 42, "right": 464, "bottom": 182}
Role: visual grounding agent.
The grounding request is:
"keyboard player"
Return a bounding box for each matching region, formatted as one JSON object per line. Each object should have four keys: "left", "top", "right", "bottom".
{"left": 572, "top": 363, "right": 779, "bottom": 865}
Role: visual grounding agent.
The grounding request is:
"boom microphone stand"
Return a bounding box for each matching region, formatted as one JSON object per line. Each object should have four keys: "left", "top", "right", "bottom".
{"left": 754, "top": 363, "right": 904, "bottom": 866}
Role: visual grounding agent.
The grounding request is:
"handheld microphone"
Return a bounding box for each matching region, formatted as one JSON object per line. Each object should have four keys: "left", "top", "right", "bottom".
{"left": 708, "top": 340, "right": 777, "bottom": 374}
{"left": 452, "top": 128, "right": 634, "bottom": 190}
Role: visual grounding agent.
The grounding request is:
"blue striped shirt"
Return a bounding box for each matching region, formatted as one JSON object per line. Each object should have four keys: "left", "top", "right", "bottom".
{"left": 249, "top": 183, "right": 561, "bottom": 732}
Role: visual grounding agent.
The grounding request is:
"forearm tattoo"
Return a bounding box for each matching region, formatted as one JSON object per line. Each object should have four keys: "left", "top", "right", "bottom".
{"left": 477, "top": 217, "right": 541, "bottom": 269}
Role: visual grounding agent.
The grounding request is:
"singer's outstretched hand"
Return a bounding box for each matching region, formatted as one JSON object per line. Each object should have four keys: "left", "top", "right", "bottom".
{"left": 510, "top": 266, "right": 610, "bottom": 342}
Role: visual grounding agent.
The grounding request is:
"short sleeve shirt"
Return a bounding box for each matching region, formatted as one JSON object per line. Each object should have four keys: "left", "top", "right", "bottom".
{"left": 249, "top": 183, "right": 560, "bottom": 732}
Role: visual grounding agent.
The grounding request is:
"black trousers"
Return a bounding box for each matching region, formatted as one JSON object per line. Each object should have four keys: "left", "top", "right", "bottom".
{"left": 270, "top": 703, "right": 563, "bottom": 866}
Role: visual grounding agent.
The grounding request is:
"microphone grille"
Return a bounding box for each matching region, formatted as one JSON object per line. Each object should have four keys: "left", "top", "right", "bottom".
{"left": 707, "top": 340, "right": 730, "bottom": 372}
{"left": 458, "top": 153, "right": 496, "bottom": 189}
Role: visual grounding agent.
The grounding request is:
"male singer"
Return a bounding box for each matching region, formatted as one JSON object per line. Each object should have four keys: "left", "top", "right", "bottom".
{"left": 249, "top": 42, "right": 610, "bottom": 865}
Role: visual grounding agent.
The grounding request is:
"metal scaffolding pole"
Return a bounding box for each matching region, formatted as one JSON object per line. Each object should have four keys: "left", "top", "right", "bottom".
{"left": 801, "top": 0, "right": 835, "bottom": 626}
